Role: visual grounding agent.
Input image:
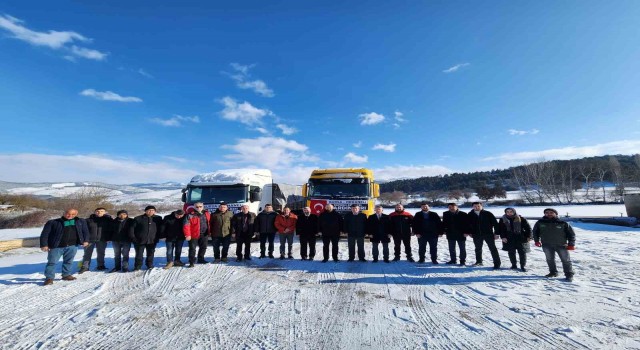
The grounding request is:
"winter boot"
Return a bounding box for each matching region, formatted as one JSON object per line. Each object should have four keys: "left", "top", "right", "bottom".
{"left": 446, "top": 260, "right": 456, "bottom": 265}
{"left": 407, "top": 257, "right": 415, "bottom": 263}
{"left": 472, "top": 262, "right": 483, "bottom": 267}
{"left": 62, "top": 275, "right": 76, "bottom": 281}
{"left": 545, "top": 272, "right": 558, "bottom": 278}
{"left": 565, "top": 275, "right": 574, "bottom": 282}
{"left": 78, "top": 266, "right": 89, "bottom": 274}
{"left": 43, "top": 279, "right": 53, "bottom": 286}
{"left": 97, "top": 265, "right": 107, "bottom": 271}
{"left": 417, "top": 258, "right": 425, "bottom": 263}
{"left": 164, "top": 262, "right": 174, "bottom": 270}
{"left": 432, "top": 260, "right": 439, "bottom": 265}
{"left": 174, "top": 261, "right": 185, "bottom": 267}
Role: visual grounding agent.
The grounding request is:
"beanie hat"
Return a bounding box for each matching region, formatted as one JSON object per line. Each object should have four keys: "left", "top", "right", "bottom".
{"left": 116, "top": 210, "right": 128, "bottom": 216}
{"left": 144, "top": 205, "right": 157, "bottom": 211}
{"left": 543, "top": 208, "right": 558, "bottom": 215}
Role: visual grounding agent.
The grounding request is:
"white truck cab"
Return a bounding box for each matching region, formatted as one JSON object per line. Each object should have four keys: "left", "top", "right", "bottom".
{"left": 181, "top": 169, "right": 303, "bottom": 214}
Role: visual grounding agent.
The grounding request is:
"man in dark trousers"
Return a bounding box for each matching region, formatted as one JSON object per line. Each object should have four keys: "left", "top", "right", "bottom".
{"left": 81, "top": 207, "right": 113, "bottom": 273}
{"left": 533, "top": 208, "right": 576, "bottom": 282}
{"left": 442, "top": 203, "right": 469, "bottom": 266}
{"left": 389, "top": 204, "right": 415, "bottom": 262}
{"left": 343, "top": 203, "right": 368, "bottom": 262}
{"left": 255, "top": 204, "right": 278, "bottom": 258}
{"left": 468, "top": 202, "right": 501, "bottom": 269}
{"left": 110, "top": 210, "right": 134, "bottom": 272}
{"left": 40, "top": 209, "right": 89, "bottom": 286}
{"left": 129, "top": 205, "right": 163, "bottom": 271}
{"left": 162, "top": 210, "right": 186, "bottom": 269}
{"left": 296, "top": 206, "right": 318, "bottom": 260}
{"left": 318, "top": 203, "right": 343, "bottom": 262}
{"left": 183, "top": 202, "right": 211, "bottom": 267}
{"left": 211, "top": 203, "right": 234, "bottom": 263}
{"left": 367, "top": 205, "right": 392, "bottom": 263}
{"left": 412, "top": 203, "right": 443, "bottom": 264}
{"left": 232, "top": 204, "right": 256, "bottom": 262}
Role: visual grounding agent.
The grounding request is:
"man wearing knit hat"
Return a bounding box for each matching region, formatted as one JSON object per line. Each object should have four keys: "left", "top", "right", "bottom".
{"left": 532, "top": 208, "right": 576, "bottom": 282}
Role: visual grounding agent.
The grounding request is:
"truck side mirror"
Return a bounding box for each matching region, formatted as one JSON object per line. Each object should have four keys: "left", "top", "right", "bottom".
{"left": 302, "top": 184, "right": 308, "bottom": 197}
{"left": 373, "top": 183, "right": 380, "bottom": 197}
{"left": 181, "top": 193, "right": 187, "bottom": 202}
{"left": 250, "top": 188, "right": 262, "bottom": 202}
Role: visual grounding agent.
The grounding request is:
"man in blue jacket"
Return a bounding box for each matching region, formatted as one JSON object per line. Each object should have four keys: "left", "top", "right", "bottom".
{"left": 40, "top": 209, "right": 89, "bottom": 286}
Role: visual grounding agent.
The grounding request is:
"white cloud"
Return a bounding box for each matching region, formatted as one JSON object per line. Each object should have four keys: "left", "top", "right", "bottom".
{"left": 276, "top": 124, "right": 298, "bottom": 135}
{"left": 225, "top": 63, "right": 274, "bottom": 97}
{"left": 0, "top": 153, "right": 197, "bottom": 183}
{"left": 254, "top": 127, "right": 269, "bottom": 134}
{"left": 221, "top": 137, "right": 318, "bottom": 169}
{"left": 69, "top": 45, "right": 107, "bottom": 61}
{"left": 353, "top": 141, "right": 362, "bottom": 148}
{"left": 80, "top": 89, "right": 142, "bottom": 102}
{"left": 508, "top": 128, "right": 540, "bottom": 136}
{"left": 394, "top": 110, "right": 407, "bottom": 123}
{"left": 0, "top": 14, "right": 108, "bottom": 61}
{"left": 137, "top": 68, "right": 153, "bottom": 78}
{"left": 442, "top": 63, "right": 470, "bottom": 73}
{"left": 344, "top": 152, "right": 368, "bottom": 163}
{"left": 149, "top": 115, "right": 200, "bottom": 127}
{"left": 217, "top": 96, "right": 273, "bottom": 125}
{"left": 482, "top": 140, "right": 640, "bottom": 164}
{"left": 359, "top": 112, "right": 385, "bottom": 125}
{"left": 392, "top": 123, "right": 401, "bottom": 129}
{"left": 372, "top": 143, "right": 396, "bottom": 152}
{"left": 374, "top": 165, "right": 453, "bottom": 181}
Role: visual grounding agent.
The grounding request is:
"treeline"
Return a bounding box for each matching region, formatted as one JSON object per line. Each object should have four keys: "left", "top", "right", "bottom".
{"left": 380, "top": 154, "right": 640, "bottom": 205}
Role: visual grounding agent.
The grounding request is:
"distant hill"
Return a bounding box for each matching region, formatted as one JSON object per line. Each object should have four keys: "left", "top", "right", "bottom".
{"left": 380, "top": 155, "right": 640, "bottom": 204}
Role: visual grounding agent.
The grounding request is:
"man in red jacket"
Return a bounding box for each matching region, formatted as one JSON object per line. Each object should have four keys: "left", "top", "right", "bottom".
{"left": 275, "top": 207, "right": 298, "bottom": 259}
{"left": 183, "top": 202, "right": 211, "bottom": 267}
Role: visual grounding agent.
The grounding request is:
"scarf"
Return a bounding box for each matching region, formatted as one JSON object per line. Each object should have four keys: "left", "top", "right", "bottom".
{"left": 501, "top": 214, "right": 521, "bottom": 234}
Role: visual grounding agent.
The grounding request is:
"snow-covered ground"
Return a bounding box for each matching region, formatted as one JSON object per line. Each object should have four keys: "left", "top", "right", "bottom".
{"left": 0, "top": 221, "right": 638, "bottom": 349}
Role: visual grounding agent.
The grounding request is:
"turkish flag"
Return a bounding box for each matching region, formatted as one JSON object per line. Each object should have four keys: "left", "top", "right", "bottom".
{"left": 310, "top": 199, "right": 327, "bottom": 215}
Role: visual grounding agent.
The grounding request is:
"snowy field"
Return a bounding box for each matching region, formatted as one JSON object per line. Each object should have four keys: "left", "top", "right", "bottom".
{"left": 0, "top": 220, "right": 639, "bottom": 349}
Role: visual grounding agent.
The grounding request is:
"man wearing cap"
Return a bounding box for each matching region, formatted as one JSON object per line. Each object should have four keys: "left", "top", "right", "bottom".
{"left": 533, "top": 208, "right": 576, "bottom": 282}
{"left": 110, "top": 210, "right": 134, "bottom": 272}
{"left": 129, "top": 205, "right": 163, "bottom": 271}
{"left": 296, "top": 206, "right": 319, "bottom": 260}
{"left": 183, "top": 202, "right": 211, "bottom": 267}
{"left": 211, "top": 203, "right": 234, "bottom": 263}
{"left": 343, "top": 203, "right": 368, "bottom": 262}
{"left": 162, "top": 209, "right": 186, "bottom": 269}
{"left": 40, "top": 209, "right": 90, "bottom": 286}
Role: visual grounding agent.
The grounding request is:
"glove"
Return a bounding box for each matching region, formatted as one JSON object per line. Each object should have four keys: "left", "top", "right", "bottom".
{"left": 566, "top": 245, "right": 575, "bottom": 251}
{"left": 535, "top": 241, "right": 541, "bottom": 247}
{"left": 501, "top": 238, "right": 507, "bottom": 243}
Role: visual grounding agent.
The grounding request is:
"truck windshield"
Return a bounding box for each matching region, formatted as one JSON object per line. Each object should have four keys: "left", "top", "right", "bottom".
{"left": 308, "top": 178, "right": 370, "bottom": 198}
{"left": 187, "top": 185, "right": 248, "bottom": 204}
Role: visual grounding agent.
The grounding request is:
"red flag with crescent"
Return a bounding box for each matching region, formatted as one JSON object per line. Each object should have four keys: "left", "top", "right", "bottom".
{"left": 310, "top": 199, "right": 327, "bottom": 215}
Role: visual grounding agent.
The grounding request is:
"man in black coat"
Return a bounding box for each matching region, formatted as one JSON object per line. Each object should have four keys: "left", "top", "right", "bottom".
{"left": 412, "top": 203, "right": 443, "bottom": 264}
{"left": 162, "top": 210, "right": 186, "bottom": 268}
{"left": 318, "top": 203, "right": 343, "bottom": 262}
{"left": 468, "top": 202, "right": 501, "bottom": 269}
{"left": 366, "top": 205, "right": 392, "bottom": 263}
{"left": 442, "top": 203, "right": 469, "bottom": 266}
{"left": 81, "top": 207, "right": 113, "bottom": 273}
{"left": 232, "top": 204, "right": 256, "bottom": 262}
{"left": 296, "top": 206, "right": 319, "bottom": 260}
{"left": 40, "top": 209, "right": 89, "bottom": 286}
{"left": 389, "top": 204, "right": 415, "bottom": 262}
{"left": 343, "top": 204, "right": 368, "bottom": 262}
{"left": 255, "top": 204, "right": 278, "bottom": 258}
{"left": 129, "top": 205, "right": 163, "bottom": 271}
{"left": 110, "top": 210, "right": 134, "bottom": 272}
